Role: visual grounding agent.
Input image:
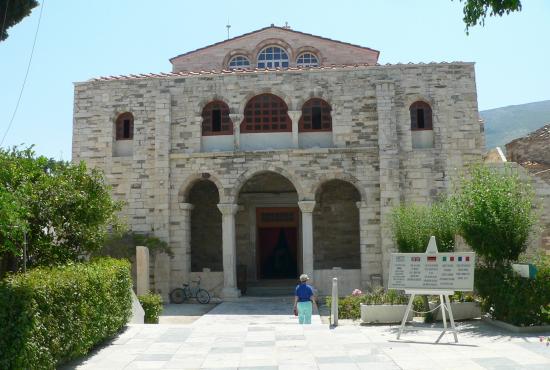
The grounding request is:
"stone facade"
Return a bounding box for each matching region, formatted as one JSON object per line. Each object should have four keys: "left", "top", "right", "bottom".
{"left": 73, "top": 31, "right": 483, "bottom": 299}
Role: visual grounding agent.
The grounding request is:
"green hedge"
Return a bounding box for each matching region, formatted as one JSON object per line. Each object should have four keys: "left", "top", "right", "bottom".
{"left": 138, "top": 293, "right": 163, "bottom": 324}
{"left": 476, "top": 256, "right": 550, "bottom": 326}
{"left": 0, "top": 258, "right": 132, "bottom": 369}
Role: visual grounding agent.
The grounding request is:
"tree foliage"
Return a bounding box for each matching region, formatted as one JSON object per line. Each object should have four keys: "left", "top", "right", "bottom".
{"left": 0, "top": 147, "right": 124, "bottom": 268}
{"left": 0, "top": 0, "right": 39, "bottom": 41}
{"left": 460, "top": 0, "right": 522, "bottom": 32}
{"left": 391, "top": 199, "right": 457, "bottom": 253}
{"left": 454, "top": 164, "right": 536, "bottom": 267}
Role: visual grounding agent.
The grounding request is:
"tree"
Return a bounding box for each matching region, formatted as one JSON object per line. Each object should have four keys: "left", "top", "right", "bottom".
{"left": 0, "top": 0, "right": 39, "bottom": 42}
{"left": 453, "top": 164, "right": 535, "bottom": 267}
{"left": 0, "top": 147, "right": 124, "bottom": 269}
{"left": 460, "top": 0, "right": 522, "bottom": 32}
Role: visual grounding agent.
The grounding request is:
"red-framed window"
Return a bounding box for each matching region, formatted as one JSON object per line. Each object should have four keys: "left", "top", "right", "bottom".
{"left": 241, "top": 94, "right": 291, "bottom": 133}
{"left": 115, "top": 112, "right": 134, "bottom": 140}
{"left": 299, "top": 98, "right": 332, "bottom": 132}
{"left": 202, "top": 101, "right": 233, "bottom": 136}
{"left": 410, "top": 101, "right": 433, "bottom": 131}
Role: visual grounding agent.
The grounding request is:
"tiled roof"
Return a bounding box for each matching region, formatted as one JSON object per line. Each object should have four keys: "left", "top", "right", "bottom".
{"left": 169, "top": 26, "right": 380, "bottom": 62}
{"left": 89, "top": 61, "right": 469, "bottom": 82}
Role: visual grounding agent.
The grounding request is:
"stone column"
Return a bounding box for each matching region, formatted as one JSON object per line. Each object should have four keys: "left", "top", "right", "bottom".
{"left": 217, "top": 203, "right": 241, "bottom": 298}
{"left": 298, "top": 200, "right": 316, "bottom": 279}
{"left": 136, "top": 246, "right": 150, "bottom": 296}
{"left": 376, "top": 82, "right": 400, "bottom": 286}
{"left": 178, "top": 203, "right": 194, "bottom": 284}
{"left": 288, "top": 110, "right": 302, "bottom": 148}
{"left": 229, "top": 113, "right": 242, "bottom": 151}
{"left": 356, "top": 201, "right": 370, "bottom": 289}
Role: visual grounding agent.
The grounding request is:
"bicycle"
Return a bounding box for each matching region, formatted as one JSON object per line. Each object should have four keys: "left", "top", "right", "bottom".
{"left": 169, "top": 276, "right": 211, "bottom": 304}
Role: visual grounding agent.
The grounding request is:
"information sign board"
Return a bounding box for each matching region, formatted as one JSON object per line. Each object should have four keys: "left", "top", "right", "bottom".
{"left": 388, "top": 252, "right": 475, "bottom": 291}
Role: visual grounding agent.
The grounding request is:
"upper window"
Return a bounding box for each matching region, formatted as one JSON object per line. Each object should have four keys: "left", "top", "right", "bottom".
{"left": 299, "top": 99, "right": 332, "bottom": 132}
{"left": 115, "top": 112, "right": 134, "bottom": 140}
{"left": 228, "top": 55, "right": 250, "bottom": 70}
{"left": 410, "top": 101, "right": 433, "bottom": 130}
{"left": 296, "top": 52, "right": 319, "bottom": 67}
{"left": 241, "top": 94, "right": 291, "bottom": 133}
{"left": 257, "top": 46, "right": 289, "bottom": 69}
{"left": 202, "top": 101, "right": 233, "bottom": 136}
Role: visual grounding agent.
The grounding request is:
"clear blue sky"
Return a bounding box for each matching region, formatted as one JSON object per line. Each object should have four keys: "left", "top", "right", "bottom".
{"left": 1, "top": 0, "right": 549, "bottom": 159}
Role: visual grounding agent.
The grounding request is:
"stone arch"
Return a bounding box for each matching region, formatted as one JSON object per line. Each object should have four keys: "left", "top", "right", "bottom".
{"left": 252, "top": 38, "right": 294, "bottom": 65}
{"left": 312, "top": 173, "right": 367, "bottom": 203}
{"left": 313, "top": 178, "right": 362, "bottom": 270}
{"left": 238, "top": 89, "right": 294, "bottom": 114}
{"left": 294, "top": 93, "right": 333, "bottom": 111}
{"left": 178, "top": 173, "right": 225, "bottom": 203}
{"left": 229, "top": 165, "right": 307, "bottom": 203}
{"left": 195, "top": 95, "right": 231, "bottom": 116}
{"left": 294, "top": 45, "right": 323, "bottom": 65}
{"left": 222, "top": 49, "right": 253, "bottom": 70}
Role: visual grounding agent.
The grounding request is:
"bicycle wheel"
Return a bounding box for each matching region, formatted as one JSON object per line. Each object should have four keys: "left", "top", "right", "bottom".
{"left": 170, "top": 288, "right": 187, "bottom": 304}
{"left": 196, "top": 289, "right": 210, "bottom": 304}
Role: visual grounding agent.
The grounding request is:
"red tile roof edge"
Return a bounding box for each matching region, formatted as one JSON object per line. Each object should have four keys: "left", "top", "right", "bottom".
{"left": 87, "top": 62, "right": 472, "bottom": 82}
{"left": 168, "top": 26, "right": 380, "bottom": 62}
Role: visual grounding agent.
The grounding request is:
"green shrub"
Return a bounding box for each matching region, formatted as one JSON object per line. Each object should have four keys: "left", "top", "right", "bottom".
{"left": 391, "top": 199, "right": 457, "bottom": 253}
{"left": 325, "top": 289, "right": 422, "bottom": 319}
{"left": 138, "top": 293, "right": 163, "bottom": 324}
{"left": 0, "top": 258, "right": 132, "bottom": 369}
{"left": 476, "top": 255, "right": 550, "bottom": 326}
{"left": 454, "top": 164, "right": 536, "bottom": 267}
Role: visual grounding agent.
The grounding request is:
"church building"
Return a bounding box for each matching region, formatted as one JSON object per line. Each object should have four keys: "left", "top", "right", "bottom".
{"left": 72, "top": 25, "right": 484, "bottom": 298}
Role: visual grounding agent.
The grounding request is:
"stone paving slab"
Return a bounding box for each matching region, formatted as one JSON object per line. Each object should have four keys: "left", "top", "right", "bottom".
{"left": 64, "top": 298, "right": 550, "bottom": 370}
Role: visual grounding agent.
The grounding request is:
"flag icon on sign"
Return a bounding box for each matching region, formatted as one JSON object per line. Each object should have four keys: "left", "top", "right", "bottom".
{"left": 450, "top": 256, "right": 455, "bottom": 262}
{"left": 427, "top": 256, "right": 437, "bottom": 262}
{"left": 466, "top": 256, "right": 470, "bottom": 262}
{"left": 442, "top": 256, "right": 447, "bottom": 262}
{"left": 458, "top": 256, "right": 463, "bottom": 262}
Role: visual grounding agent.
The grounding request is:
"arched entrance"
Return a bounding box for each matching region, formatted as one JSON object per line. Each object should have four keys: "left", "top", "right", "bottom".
{"left": 314, "top": 179, "right": 361, "bottom": 269}
{"left": 236, "top": 171, "right": 300, "bottom": 282}
{"left": 187, "top": 179, "right": 222, "bottom": 272}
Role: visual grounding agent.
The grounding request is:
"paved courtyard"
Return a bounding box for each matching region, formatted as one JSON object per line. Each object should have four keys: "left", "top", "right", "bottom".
{"left": 66, "top": 298, "right": 550, "bottom": 370}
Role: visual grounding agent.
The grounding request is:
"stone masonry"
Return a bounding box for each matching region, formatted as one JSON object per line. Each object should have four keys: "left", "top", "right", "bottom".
{"left": 73, "top": 33, "right": 483, "bottom": 299}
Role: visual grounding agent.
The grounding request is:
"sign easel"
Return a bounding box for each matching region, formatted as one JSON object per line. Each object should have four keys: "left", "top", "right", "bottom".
{"left": 388, "top": 236, "right": 476, "bottom": 343}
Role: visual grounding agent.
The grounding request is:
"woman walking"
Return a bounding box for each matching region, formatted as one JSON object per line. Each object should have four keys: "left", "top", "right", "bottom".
{"left": 293, "top": 274, "right": 316, "bottom": 324}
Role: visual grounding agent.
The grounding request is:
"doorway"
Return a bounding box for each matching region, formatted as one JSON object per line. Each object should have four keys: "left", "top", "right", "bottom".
{"left": 256, "top": 207, "right": 299, "bottom": 279}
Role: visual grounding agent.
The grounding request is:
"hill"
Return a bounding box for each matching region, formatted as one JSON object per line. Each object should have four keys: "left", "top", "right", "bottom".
{"left": 481, "top": 100, "right": 550, "bottom": 150}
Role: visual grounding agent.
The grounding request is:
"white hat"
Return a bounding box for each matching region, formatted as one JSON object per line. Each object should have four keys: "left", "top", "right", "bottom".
{"left": 299, "top": 274, "right": 309, "bottom": 282}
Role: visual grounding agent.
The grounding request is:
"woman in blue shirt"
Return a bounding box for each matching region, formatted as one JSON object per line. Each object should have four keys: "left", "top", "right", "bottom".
{"left": 293, "top": 274, "right": 316, "bottom": 324}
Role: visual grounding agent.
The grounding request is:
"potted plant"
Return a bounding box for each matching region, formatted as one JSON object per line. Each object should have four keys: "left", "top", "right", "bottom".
{"left": 360, "top": 289, "right": 414, "bottom": 324}
{"left": 428, "top": 292, "right": 481, "bottom": 321}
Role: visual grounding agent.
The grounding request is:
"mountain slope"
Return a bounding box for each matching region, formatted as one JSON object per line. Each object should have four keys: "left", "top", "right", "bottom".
{"left": 481, "top": 100, "right": 550, "bottom": 149}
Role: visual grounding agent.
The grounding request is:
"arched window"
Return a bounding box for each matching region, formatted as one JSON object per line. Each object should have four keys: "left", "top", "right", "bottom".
{"left": 410, "top": 101, "right": 433, "bottom": 130}
{"left": 299, "top": 98, "right": 332, "bottom": 132}
{"left": 296, "top": 52, "right": 319, "bottom": 67}
{"left": 202, "top": 101, "right": 233, "bottom": 135}
{"left": 257, "top": 46, "right": 289, "bottom": 69}
{"left": 115, "top": 112, "right": 134, "bottom": 140}
{"left": 241, "top": 94, "right": 291, "bottom": 133}
{"left": 228, "top": 55, "right": 250, "bottom": 70}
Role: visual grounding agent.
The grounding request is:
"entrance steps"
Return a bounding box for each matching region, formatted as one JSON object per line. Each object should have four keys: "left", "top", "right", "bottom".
{"left": 245, "top": 279, "right": 297, "bottom": 297}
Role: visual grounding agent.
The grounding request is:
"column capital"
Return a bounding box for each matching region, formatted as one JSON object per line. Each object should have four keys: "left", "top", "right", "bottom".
{"left": 217, "top": 203, "right": 239, "bottom": 215}
{"left": 179, "top": 202, "right": 194, "bottom": 211}
{"left": 356, "top": 201, "right": 368, "bottom": 209}
{"left": 298, "top": 200, "right": 316, "bottom": 213}
{"left": 229, "top": 113, "right": 243, "bottom": 124}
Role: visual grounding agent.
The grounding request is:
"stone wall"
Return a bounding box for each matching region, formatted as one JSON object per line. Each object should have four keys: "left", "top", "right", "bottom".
{"left": 72, "top": 62, "right": 483, "bottom": 295}
{"left": 506, "top": 124, "right": 550, "bottom": 183}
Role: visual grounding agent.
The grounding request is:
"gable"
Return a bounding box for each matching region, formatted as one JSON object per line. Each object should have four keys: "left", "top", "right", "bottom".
{"left": 170, "top": 26, "right": 380, "bottom": 72}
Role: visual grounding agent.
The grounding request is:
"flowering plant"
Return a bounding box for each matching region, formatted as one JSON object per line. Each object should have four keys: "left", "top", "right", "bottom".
{"left": 351, "top": 289, "right": 363, "bottom": 296}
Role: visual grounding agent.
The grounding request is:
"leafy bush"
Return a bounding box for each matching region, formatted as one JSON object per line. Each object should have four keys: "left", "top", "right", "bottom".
{"left": 325, "top": 289, "right": 423, "bottom": 319}
{"left": 0, "top": 146, "right": 124, "bottom": 269}
{"left": 475, "top": 255, "right": 550, "bottom": 326}
{"left": 96, "top": 231, "right": 173, "bottom": 259}
{"left": 138, "top": 293, "right": 163, "bottom": 324}
{"left": 454, "top": 164, "right": 536, "bottom": 267}
{"left": 391, "top": 199, "right": 457, "bottom": 253}
{"left": 0, "top": 258, "right": 132, "bottom": 369}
